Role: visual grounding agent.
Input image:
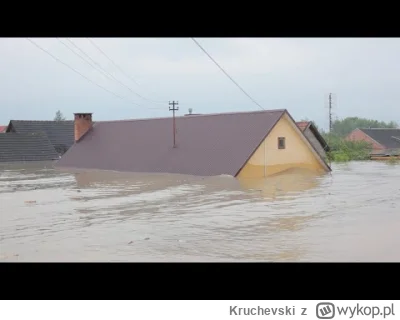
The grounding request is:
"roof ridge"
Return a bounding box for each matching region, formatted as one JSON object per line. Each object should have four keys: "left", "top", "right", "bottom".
{"left": 97, "top": 109, "right": 287, "bottom": 124}
{"left": 2, "top": 131, "right": 48, "bottom": 135}
{"left": 10, "top": 120, "right": 74, "bottom": 123}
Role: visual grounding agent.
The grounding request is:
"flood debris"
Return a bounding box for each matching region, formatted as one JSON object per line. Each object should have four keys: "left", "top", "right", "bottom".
{"left": 24, "top": 200, "right": 37, "bottom": 204}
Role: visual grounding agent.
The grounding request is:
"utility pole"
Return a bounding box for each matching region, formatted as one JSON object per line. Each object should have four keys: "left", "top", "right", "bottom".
{"left": 169, "top": 101, "right": 179, "bottom": 148}
{"left": 328, "top": 93, "right": 333, "bottom": 133}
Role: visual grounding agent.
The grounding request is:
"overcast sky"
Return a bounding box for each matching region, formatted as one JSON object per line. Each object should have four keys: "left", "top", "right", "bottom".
{"left": 0, "top": 37, "right": 399, "bottom": 130}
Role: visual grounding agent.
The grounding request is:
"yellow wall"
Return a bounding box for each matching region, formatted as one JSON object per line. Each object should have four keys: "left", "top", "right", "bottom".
{"left": 237, "top": 113, "right": 327, "bottom": 178}
{"left": 238, "top": 168, "right": 323, "bottom": 200}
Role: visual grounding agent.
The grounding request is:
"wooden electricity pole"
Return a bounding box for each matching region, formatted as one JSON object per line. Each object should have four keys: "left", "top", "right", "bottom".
{"left": 169, "top": 101, "right": 179, "bottom": 148}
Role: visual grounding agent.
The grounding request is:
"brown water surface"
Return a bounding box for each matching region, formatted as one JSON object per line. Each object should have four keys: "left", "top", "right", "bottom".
{"left": 0, "top": 161, "right": 399, "bottom": 262}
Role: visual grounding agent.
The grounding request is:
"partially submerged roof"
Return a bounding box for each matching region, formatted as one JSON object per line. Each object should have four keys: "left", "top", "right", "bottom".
{"left": 57, "top": 109, "right": 287, "bottom": 176}
{"left": 296, "top": 121, "right": 330, "bottom": 152}
{"left": 0, "top": 132, "right": 60, "bottom": 162}
{"left": 296, "top": 121, "right": 310, "bottom": 132}
{"left": 6, "top": 120, "right": 74, "bottom": 153}
{"left": 359, "top": 128, "right": 400, "bottom": 149}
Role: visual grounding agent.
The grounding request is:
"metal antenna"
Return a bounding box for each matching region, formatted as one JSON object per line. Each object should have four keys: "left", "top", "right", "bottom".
{"left": 169, "top": 101, "right": 179, "bottom": 148}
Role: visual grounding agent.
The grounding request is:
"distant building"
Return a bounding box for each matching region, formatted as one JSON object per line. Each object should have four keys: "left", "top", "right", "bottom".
{"left": 56, "top": 110, "right": 331, "bottom": 178}
{"left": 345, "top": 128, "right": 400, "bottom": 157}
{"left": 0, "top": 132, "right": 59, "bottom": 162}
{"left": 0, "top": 120, "right": 75, "bottom": 163}
{"left": 6, "top": 120, "right": 74, "bottom": 155}
{"left": 0, "top": 126, "right": 6, "bottom": 133}
{"left": 296, "top": 121, "right": 330, "bottom": 161}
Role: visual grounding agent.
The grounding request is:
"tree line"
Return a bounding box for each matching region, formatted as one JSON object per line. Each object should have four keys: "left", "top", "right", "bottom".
{"left": 302, "top": 117, "right": 398, "bottom": 162}
{"left": 304, "top": 117, "right": 398, "bottom": 138}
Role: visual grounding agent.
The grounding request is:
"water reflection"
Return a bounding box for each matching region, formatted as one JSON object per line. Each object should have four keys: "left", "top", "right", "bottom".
{"left": 237, "top": 168, "right": 324, "bottom": 200}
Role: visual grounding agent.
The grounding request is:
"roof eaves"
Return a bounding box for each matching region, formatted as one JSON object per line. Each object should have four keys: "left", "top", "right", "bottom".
{"left": 287, "top": 113, "right": 331, "bottom": 171}
{"left": 308, "top": 124, "right": 330, "bottom": 152}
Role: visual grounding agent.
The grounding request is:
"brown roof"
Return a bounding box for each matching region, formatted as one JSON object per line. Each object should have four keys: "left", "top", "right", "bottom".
{"left": 296, "top": 121, "right": 310, "bottom": 132}
{"left": 57, "top": 109, "right": 286, "bottom": 176}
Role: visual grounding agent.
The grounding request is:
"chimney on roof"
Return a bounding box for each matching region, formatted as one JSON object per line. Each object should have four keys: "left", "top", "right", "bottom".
{"left": 74, "top": 113, "right": 93, "bottom": 142}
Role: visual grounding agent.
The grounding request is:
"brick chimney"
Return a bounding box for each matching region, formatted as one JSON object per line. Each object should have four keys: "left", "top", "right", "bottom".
{"left": 74, "top": 113, "right": 93, "bottom": 142}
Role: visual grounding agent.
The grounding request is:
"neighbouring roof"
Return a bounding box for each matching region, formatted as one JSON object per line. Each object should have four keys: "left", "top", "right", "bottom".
{"left": 0, "top": 126, "right": 7, "bottom": 133}
{"left": 7, "top": 120, "right": 74, "bottom": 153}
{"left": 0, "top": 132, "right": 60, "bottom": 162}
{"left": 296, "top": 121, "right": 310, "bottom": 132}
{"left": 57, "top": 109, "right": 287, "bottom": 176}
{"left": 296, "top": 121, "right": 330, "bottom": 152}
{"left": 359, "top": 128, "right": 400, "bottom": 149}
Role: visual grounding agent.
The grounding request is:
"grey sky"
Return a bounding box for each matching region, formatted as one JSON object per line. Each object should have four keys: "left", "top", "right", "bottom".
{"left": 0, "top": 37, "right": 399, "bottom": 130}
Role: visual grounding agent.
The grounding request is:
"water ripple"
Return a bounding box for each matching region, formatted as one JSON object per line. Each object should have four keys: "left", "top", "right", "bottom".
{"left": 0, "top": 161, "right": 399, "bottom": 262}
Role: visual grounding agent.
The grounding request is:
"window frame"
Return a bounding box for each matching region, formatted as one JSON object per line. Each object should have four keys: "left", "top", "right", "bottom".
{"left": 278, "top": 137, "right": 286, "bottom": 149}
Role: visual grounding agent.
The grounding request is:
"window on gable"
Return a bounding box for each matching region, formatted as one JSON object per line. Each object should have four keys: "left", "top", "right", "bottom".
{"left": 278, "top": 137, "right": 286, "bottom": 149}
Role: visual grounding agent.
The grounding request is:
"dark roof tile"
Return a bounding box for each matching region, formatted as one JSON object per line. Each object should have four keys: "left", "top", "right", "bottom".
{"left": 0, "top": 132, "right": 60, "bottom": 162}
{"left": 8, "top": 120, "right": 74, "bottom": 152}
{"left": 360, "top": 128, "right": 400, "bottom": 149}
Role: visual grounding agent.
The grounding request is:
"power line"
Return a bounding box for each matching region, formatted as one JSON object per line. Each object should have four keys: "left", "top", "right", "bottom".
{"left": 86, "top": 38, "right": 166, "bottom": 104}
{"left": 65, "top": 38, "right": 114, "bottom": 78}
{"left": 57, "top": 38, "right": 111, "bottom": 80}
{"left": 27, "top": 38, "right": 163, "bottom": 110}
{"left": 191, "top": 38, "right": 264, "bottom": 110}
{"left": 64, "top": 38, "right": 162, "bottom": 105}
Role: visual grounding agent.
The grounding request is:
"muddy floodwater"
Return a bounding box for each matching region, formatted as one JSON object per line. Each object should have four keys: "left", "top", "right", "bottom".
{"left": 0, "top": 161, "right": 399, "bottom": 262}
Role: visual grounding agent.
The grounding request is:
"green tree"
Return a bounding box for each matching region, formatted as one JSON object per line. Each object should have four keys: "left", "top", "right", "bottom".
{"left": 54, "top": 110, "right": 66, "bottom": 121}
{"left": 301, "top": 116, "right": 398, "bottom": 162}
{"left": 331, "top": 117, "right": 398, "bottom": 137}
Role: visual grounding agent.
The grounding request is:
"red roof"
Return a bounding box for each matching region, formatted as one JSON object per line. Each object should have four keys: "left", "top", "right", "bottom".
{"left": 0, "top": 126, "right": 7, "bottom": 133}
{"left": 296, "top": 121, "right": 310, "bottom": 132}
{"left": 57, "top": 109, "right": 286, "bottom": 176}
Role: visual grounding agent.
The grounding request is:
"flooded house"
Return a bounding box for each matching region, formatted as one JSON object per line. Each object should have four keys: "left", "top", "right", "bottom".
{"left": 56, "top": 109, "right": 331, "bottom": 178}
{"left": 0, "top": 120, "right": 74, "bottom": 162}
{"left": 345, "top": 128, "right": 400, "bottom": 159}
{"left": 6, "top": 120, "right": 74, "bottom": 155}
{"left": 0, "top": 132, "right": 59, "bottom": 162}
{"left": 296, "top": 121, "right": 330, "bottom": 161}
